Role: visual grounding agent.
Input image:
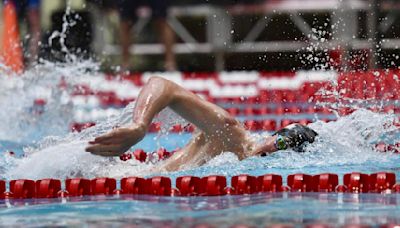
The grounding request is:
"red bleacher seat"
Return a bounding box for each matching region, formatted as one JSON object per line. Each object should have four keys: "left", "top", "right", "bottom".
{"left": 258, "top": 90, "right": 271, "bottom": 103}
{"left": 147, "top": 176, "right": 172, "bottom": 196}
{"left": 288, "top": 106, "right": 301, "bottom": 114}
{"left": 313, "top": 174, "right": 338, "bottom": 192}
{"left": 299, "top": 119, "right": 312, "bottom": 126}
{"left": 65, "top": 178, "right": 91, "bottom": 196}
{"left": 244, "top": 120, "right": 261, "bottom": 131}
{"left": 258, "top": 174, "right": 283, "bottom": 192}
{"left": 369, "top": 172, "right": 396, "bottom": 193}
{"left": 200, "top": 176, "right": 227, "bottom": 196}
{"left": 343, "top": 172, "right": 370, "bottom": 193}
{"left": 259, "top": 107, "right": 270, "bottom": 115}
{"left": 227, "top": 107, "right": 240, "bottom": 116}
{"left": 287, "top": 174, "right": 314, "bottom": 192}
{"left": 281, "top": 120, "right": 297, "bottom": 128}
{"left": 275, "top": 106, "right": 285, "bottom": 115}
{"left": 35, "top": 179, "right": 62, "bottom": 198}
{"left": 231, "top": 174, "right": 259, "bottom": 195}
{"left": 261, "top": 120, "right": 277, "bottom": 131}
{"left": 120, "top": 177, "right": 147, "bottom": 194}
{"left": 383, "top": 105, "right": 395, "bottom": 114}
{"left": 91, "top": 178, "right": 117, "bottom": 195}
{"left": 301, "top": 82, "right": 323, "bottom": 97}
{"left": 97, "top": 91, "right": 118, "bottom": 107}
{"left": 176, "top": 176, "right": 202, "bottom": 196}
{"left": 270, "top": 91, "right": 284, "bottom": 103}
{"left": 10, "top": 179, "right": 36, "bottom": 199}
{"left": 338, "top": 107, "right": 355, "bottom": 116}
{"left": 246, "top": 96, "right": 260, "bottom": 104}
{"left": 244, "top": 107, "right": 260, "bottom": 116}
{"left": 306, "top": 106, "right": 318, "bottom": 114}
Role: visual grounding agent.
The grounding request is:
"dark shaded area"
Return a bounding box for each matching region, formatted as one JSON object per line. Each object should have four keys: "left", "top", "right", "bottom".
{"left": 86, "top": 0, "right": 264, "bottom": 8}
{"left": 41, "top": 10, "right": 93, "bottom": 62}
{"left": 37, "top": 0, "right": 400, "bottom": 71}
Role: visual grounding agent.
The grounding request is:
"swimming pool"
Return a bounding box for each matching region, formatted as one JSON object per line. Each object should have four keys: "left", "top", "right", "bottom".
{"left": 1, "top": 126, "right": 400, "bottom": 227}
{"left": 1, "top": 67, "right": 400, "bottom": 227}
{"left": 1, "top": 193, "right": 400, "bottom": 227}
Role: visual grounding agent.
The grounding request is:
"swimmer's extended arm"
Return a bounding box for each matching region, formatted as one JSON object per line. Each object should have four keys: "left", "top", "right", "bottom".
{"left": 86, "top": 76, "right": 237, "bottom": 156}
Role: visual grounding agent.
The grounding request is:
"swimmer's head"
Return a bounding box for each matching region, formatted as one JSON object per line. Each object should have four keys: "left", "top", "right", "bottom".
{"left": 250, "top": 124, "right": 318, "bottom": 157}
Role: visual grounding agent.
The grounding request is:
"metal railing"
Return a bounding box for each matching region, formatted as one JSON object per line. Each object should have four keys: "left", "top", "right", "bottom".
{"left": 92, "top": 0, "right": 400, "bottom": 70}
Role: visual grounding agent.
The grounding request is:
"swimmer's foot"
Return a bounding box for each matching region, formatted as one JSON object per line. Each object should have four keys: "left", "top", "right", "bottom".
{"left": 85, "top": 123, "right": 146, "bottom": 157}
{"left": 273, "top": 123, "right": 318, "bottom": 152}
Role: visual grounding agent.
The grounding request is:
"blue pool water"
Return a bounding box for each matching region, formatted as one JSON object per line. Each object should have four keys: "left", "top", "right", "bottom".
{"left": 2, "top": 124, "right": 400, "bottom": 182}
{"left": 1, "top": 64, "right": 400, "bottom": 226}
{"left": 1, "top": 120, "right": 400, "bottom": 227}
{"left": 0, "top": 193, "right": 400, "bottom": 226}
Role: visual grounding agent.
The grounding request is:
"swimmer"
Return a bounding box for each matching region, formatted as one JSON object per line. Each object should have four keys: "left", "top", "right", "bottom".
{"left": 86, "top": 77, "right": 318, "bottom": 171}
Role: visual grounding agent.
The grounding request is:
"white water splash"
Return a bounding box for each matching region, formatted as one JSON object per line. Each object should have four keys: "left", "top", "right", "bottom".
{"left": 0, "top": 59, "right": 102, "bottom": 143}
{"left": 0, "top": 57, "right": 399, "bottom": 180}
{"left": 2, "top": 89, "right": 399, "bottom": 180}
{"left": 176, "top": 109, "right": 399, "bottom": 178}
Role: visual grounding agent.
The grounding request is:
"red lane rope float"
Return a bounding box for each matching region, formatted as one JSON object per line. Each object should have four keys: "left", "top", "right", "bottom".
{"left": 231, "top": 175, "right": 259, "bottom": 195}
{"left": 121, "top": 177, "right": 147, "bottom": 195}
{"left": 313, "top": 173, "right": 339, "bottom": 192}
{"left": 375, "top": 142, "right": 400, "bottom": 154}
{"left": 0, "top": 180, "right": 6, "bottom": 199}
{"left": 36, "top": 179, "right": 62, "bottom": 198}
{"left": 1, "top": 172, "right": 400, "bottom": 200}
{"left": 120, "top": 148, "right": 174, "bottom": 163}
{"left": 65, "top": 178, "right": 91, "bottom": 197}
{"left": 120, "top": 144, "right": 400, "bottom": 165}
{"left": 175, "top": 176, "right": 202, "bottom": 196}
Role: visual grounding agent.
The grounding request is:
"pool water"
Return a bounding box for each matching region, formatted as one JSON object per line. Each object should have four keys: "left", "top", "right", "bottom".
{"left": 1, "top": 63, "right": 400, "bottom": 227}
{"left": 3, "top": 108, "right": 400, "bottom": 181}
{"left": 1, "top": 120, "right": 400, "bottom": 227}
{"left": 0, "top": 193, "right": 400, "bottom": 226}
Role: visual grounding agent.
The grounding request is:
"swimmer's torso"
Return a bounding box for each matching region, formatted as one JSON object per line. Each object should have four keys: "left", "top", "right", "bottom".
{"left": 159, "top": 117, "right": 249, "bottom": 172}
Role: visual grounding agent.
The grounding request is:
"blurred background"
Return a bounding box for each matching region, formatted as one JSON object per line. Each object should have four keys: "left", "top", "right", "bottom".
{"left": 1, "top": 0, "right": 400, "bottom": 73}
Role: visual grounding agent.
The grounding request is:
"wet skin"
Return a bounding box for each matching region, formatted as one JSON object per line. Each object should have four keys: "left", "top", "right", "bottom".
{"left": 86, "top": 77, "right": 278, "bottom": 171}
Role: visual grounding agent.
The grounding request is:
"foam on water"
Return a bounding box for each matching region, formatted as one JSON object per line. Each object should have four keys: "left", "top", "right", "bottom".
{"left": 2, "top": 105, "right": 399, "bottom": 180}
{"left": 0, "top": 59, "right": 399, "bottom": 180}
{"left": 0, "top": 60, "right": 101, "bottom": 144}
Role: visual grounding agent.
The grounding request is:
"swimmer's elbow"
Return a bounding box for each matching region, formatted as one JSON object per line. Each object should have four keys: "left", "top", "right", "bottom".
{"left": 147, "top": 76, "right": 171, "bottom": 87}
{"left": 147, "top": 76, "right": 179, "bottom": 95}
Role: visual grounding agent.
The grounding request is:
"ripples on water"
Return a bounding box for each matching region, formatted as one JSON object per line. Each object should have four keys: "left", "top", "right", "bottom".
{"left": 0, "top": 61, "right": 399, "bottom": 181}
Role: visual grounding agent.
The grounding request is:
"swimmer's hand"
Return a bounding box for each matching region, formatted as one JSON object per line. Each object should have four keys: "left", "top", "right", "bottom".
{"left": 273, "top": 123, "right": 318, "bottom": 152}
{"left": 85, "top": 123, "right": 146, "bottom": 157}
